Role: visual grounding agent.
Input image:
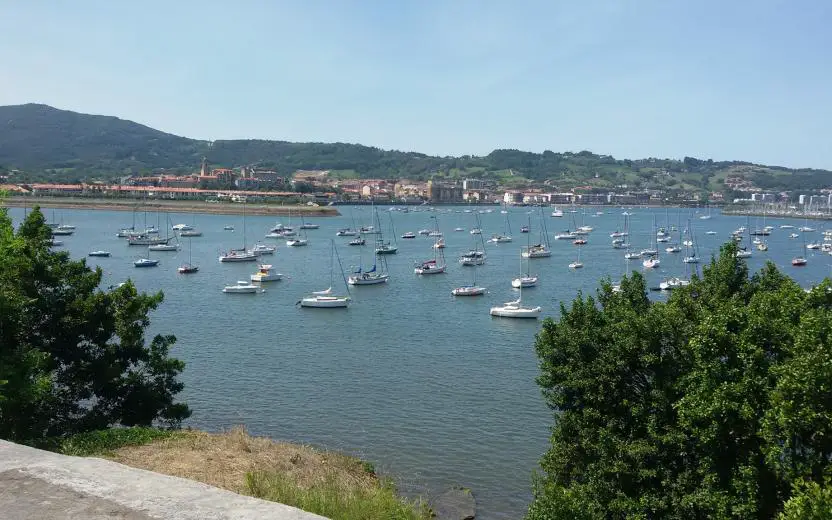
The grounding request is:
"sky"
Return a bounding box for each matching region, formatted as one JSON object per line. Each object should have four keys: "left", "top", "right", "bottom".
{"left": 1, "top": 0, "right": 831, "bottom": 168}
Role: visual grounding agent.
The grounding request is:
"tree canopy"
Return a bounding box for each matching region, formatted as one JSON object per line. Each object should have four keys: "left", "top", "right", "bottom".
{"left": 529, "top": 242, "right": 832, "bottom": 519}
{"left": 0, "top": 206, "right": 190, "bottom": 442}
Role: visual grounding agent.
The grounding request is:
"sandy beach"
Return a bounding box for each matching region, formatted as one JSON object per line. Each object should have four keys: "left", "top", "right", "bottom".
{"left": 1, "top": 196, "right": 341, "bottom": 217}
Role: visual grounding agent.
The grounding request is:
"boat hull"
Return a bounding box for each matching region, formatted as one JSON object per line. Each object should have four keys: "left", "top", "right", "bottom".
{"left": 452, "top": 286, "right": 486, "bottom": 296}
{"left": 300, "top": 297, "right": 349, "bottom": 308}
{"left": 348, "top": 274, "right": 389, "bottom": 285}
{"left": 489, "top": 306, "right": 541, "bottom": 318}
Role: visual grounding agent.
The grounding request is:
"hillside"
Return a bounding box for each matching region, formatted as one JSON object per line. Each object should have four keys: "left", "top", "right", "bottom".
{"left": 1, "top": 104, "right": 831, "bottom": 193}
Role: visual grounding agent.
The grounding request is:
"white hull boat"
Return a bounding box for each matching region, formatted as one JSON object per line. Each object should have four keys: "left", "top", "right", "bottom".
{"left": 414, "top": 260, "right": 445, "bottom": 275}
{"left": 512, "top": 276, "right": 537, "bottom": 288}
{"left": 660, "top": 277, "right": 690, "bottom": 290}
{"left": 223, "top": 281, "right": 260, "bottom": 293}
{"left": 148, "top": 244, "right": 179, "bottom": 251}
{"left": 251, "top": 244, "right": 276, "bottom": 255}
{"left": 179, "top": 230, "right": 202, "bottom": 237}
{"left": 219, "top": 251, "right": 258, "bottom": 262}
{"left": 348, "top": 272, "right": 389, "bottom": 285}
{"left": 299, "top": 288, "right": 349, "bottom": 308}
{"left": 452, "top": 285, "right": 486, "bottom": 296}
{"left": 251, "top": 264, "right": 282, "bottom": 282}
{"left": 488, "top": 234, "right": 512, "bottom": 243}
{"left": 286, "top": 238, "right": 309, "bottom": 247}
{"left": 490, "top": 298, "right": 541, "bottom": 319}
{"left": 336, "top": 228, "right": 357, "bottom": 237}
{"left": 643, "top": 258, "right": 661, "bottom": 269}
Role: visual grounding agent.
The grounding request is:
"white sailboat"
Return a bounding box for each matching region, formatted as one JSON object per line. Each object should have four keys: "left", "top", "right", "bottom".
{"left": 452, "top": 259, "right": 486, "bottom": 296}
{"left": 491, "top": 250, "right": 542, "bottom": 319}
{"left": 415, "top": 217, "right": 447, "bottom": 274}
{"left": 299, "top": 240, "right": 351, "bottom": 308}
{"left": 178, "top": 237, "right": 199, "bottom": 274}
{"left": 489, "top": 210, "right": 513, "bottom": 243}
{"left": 374, "top": 209, "right": 398, "bottom": 255}
{"left": 461, "top": 213, "right": 487, "bottom": 266}
{"left": 220, "top": 201, "right": 258, "bottom": 262}
{"left": 643, "top": 216, "right": 661, "bottom": 269}
{"left": 287, "top": 214, "right": 309, "bottom": 246}
{"left": 512, "top": 246, "right": 538, "bottom": 288}
{"left": 348, "top": 244, "right": 390, "bottom": 285}
{"left": 522, "top": 209, "right": 552, "bottom": 258}
{"left": 569, "top": 246, "right": 584, "bottom": 269}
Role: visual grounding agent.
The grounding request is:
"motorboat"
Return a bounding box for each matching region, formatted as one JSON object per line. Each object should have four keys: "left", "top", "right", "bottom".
{"left": 799, "top": 226, "right": 815, "bottom": 232}
{"left": 134, "top": 258, "right": 159, "bottom": 268}
{"left": 573, "top": 238, "right": 587, "bottom": 245}
{"left": 469, "top": 228, "right": 482, "bottom": 235}
{"left": 414, "top": 259, "right": 445, "bottom": 275}
{"left": 511, "top": 275, "right": 538, "bottom": 288}
{"left": 223, "top": 225, "right": 235, "bottom": 231}
{"left": 88, "top": 251, "right": 111, "bottom": 257}
{"left": 250, "top": 264, "right": 282, "bottom": 282}
{"left": 554, "top": 232, "right": 576, "bottom": 240}
{"left": 219, "top": 249, "right": 258, "bottom": 262}
{"left": 128, "top": 234, "right": 170, "bottom": 246}
{"left": 172, "top": 224, "right": 193, "bottom": 231}
{"left": 451, "top": 285, "right": 486, "bottom": 296}
{"left": 336, "top": 228, "right": 357, "bottom": 237}
{"left": 299, "top": 288, "right": 350, "bottom": 308}
{"left": 656, "top": 236, "right": 670, "bottom": 243}
{"left": 460, "top": 250, "right": 486, "bottom": 266}
{"left": 682, "top": 240, "right": 693, "bottom": 247}
{"left": 643, "top": 257, "right": 661, "bottom": 269}
{"left": 250, "top": 243, "right": 276, "bottom": 255}
{"left": 792, "top": 257, "right": 808, "bottom": 266}
{"left": 807, "top": 243, "right": 822, "bottom": 250}
{"left": 665, "top": 245, "right": 682, "bottom": 253}
{"left": 789, "top": 233, "right": 800, "bottom": 239}
{"left": 489, "top": 234, "right": 513, "bottom": 243}
{"left": 401, "top": 232, "right": 416, "bottom": 239}
{"left": 780, "top": 225, "right": 795, "bottom": 229}
{"left": 757, "top": 243, "right": 768, "bottom": 251}
{"left": 660, "top": 277, "right": 690, "bottom": 291}
{"left": 519, "top": 226, "right": 530, "bottom": 233}
{"left": 148, "top": 244, "right": 179, "bottom": 251}
{"left": 286, "top": 238, "right": 309, "bottom": 247}
{"left": 222, "top": 281, "right": 260, "bottom": 294}
{"left": 144, "top": 226, "right": 159, "bottom": 235}
{"left": 349, "top": 237, "right": 366, "bottom": 246}
{"left": 429, "top": 230, "right": 444, "bottom": 237}
{"left": 489, "top": 298, "right": 541, "bottom": 319}
{"left": 578, "top": 226, "right": 594, "bottom": 233}
{"left": 375, "top": 243, "right": 398, "bottom": 255}
{"left": 116, "top": 228, "right": 136, "bottom": 238}
{"left": 522, "top": 244, "right": 552, "bottom": 258}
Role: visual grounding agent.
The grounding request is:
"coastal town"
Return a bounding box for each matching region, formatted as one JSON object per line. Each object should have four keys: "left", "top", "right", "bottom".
{"left": 3, "top": 157, "right": 832, "bottom": 213}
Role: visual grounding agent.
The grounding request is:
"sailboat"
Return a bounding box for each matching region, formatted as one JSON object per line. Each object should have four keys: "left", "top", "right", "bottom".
{"left": 612, "top": 213, "right": 630, "bottom": 249}
{"left": 452, "top": 259, "right": 486, "bottom": 296}
{"left": 569, "top": 245, "right": 584, "bottom": 269}
{"left": 299, "top": 240, "right": 351, "bottom": 307}
{"left": 415, "top": 217, "right": 447, "bottom": 274}
{"left": 149, "top": 214, "right": 180, "bottom": 251}
{"left": 792, "top": 234, "right": 808, "bottom": 266}
{"left": 699, "top": 204, "right": 712, "bottom": 220}
{"left": 219, "top": 201, "right": 258, "bottom": 262}
{"left": 643, "top": 216, "right": 661, "bottom": 269}
{"left": 490, "top": 250, "right": 542, "bottom": 318}
{"left": 177, "top": 237, "right": 199, "bottom": 274}
{"left": 489, "top": 210, "right": 513, "bottom": 243}
{"left": 683, "top": 219, "right": 700, "bottom": 264}
{"left": 134, "top": 247, "right": 159, "bottom": 268}
{"left": 375, "top": 210, "right": 398, "bottom": 255}
{"left": 179, "top": 214, "right": 202, "bottom": 237}
{"left": 117, "top": 209, "right": 138, "bottom": 237}
{"left": 522, "top": 209, "right": 552, "bottom": 258}
{"left": 460, "top": 213, "right": 487, "bottom": 266}
{"left": 735, "top": 216, "right": 753, "bottom": 258}
{"left": 348, "top": 245, "right": 390, "bottom": 285}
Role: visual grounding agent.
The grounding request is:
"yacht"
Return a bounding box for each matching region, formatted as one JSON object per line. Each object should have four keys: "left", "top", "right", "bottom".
{"left": 172, "top": 224, "right": 193, "bottom": 231}
{"left": 568, "top": 260, "right": 584, "bottom": 269}
{"left": 489, "top": 298, "right": 541, "bottom": 319}
{"left": 347, "top": 263, "right": 389, "bottom": 285}
{"left": 148, "top": 243, "right": 179, "bottom": 252}
{"left": 349, "top": 236, "right": 366, "bottom": 246}
{"left": 511, "top": 275, "right": 538, "bottom": 288}
{"left": 223, "top": 225, "right": 235, "bottom": 231}
{"left": 299, "top": 287, "right": 350, "bottom": 307}
{"left": 336, "top": 228, "right": 357, "bottom": 237}
{"left": 133, "top": 258, "right": 159, "bottom": 268}
{"left": 660, "top": 277, "right": 690, "bottom": 291}
{"left": 451, "top": 285, "right": 486, "bottom": 296}
{"left": 469, "top": 228, "right": 482, "bottom": 235}
{"left": 460, "top": 250, "right": 486, "bottom": 266}
{"left": 219, "top": 249, "right": 258, "bottom": 262}
{"left": 250, "top": 264, "right": 282, "bottom": 282}
{"left": 286, "top": 238, "right": 309, "bottom": 247}
{"left": 222, "top": 281, "right": 260, "bottom": 294}
{"left": 250, "top": 243, "right": 276, "bottom": 255}
{"left": 489, "top": 234, "right": 512, "bottom": 243}
{"left": 401, "top": 232, "right": 416, "bottom": 239}
{"left": 414, "top": 259, "right": 445, "bottom": 275}
{"left": 554, "top": 232, "right": 576, "bottom": 240}
{"left": 735, "top": 248, "right": 752, "bottom": 259}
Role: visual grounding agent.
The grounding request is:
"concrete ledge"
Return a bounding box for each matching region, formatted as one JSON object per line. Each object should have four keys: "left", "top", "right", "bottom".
{"left": 0, "top": 440, "right": 328, "bottom": 520}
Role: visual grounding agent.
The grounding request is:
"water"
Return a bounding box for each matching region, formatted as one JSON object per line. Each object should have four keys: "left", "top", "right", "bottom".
{"left": 8, "top": 205, "right": 832, "bottom": 519}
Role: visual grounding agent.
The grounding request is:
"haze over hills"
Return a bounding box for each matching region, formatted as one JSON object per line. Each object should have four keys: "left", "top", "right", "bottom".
{"left": 1, "top": 103, "right": 831, "bottom": 194}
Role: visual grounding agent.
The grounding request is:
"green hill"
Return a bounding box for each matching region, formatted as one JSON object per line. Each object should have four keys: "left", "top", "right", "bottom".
{"left": 1, "top": 104, "right": 830, "bottom": 193}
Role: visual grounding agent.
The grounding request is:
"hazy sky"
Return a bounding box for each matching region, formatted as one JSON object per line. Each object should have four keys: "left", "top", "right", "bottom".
{"left": 1, "top": 1, "right": 830, "bottom": 168}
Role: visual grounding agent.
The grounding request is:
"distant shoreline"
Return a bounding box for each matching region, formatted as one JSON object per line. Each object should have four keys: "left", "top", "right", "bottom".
{"left": 722, "top": 208, "right": 832, "bottom": 221}
{"left": 1, "top": 196, "right": 341, "bottom": 217}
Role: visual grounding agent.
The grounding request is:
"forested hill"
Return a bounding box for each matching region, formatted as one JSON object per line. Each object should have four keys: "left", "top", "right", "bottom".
{"left": 2, "top": 103, "right": 830, "bottom": 192}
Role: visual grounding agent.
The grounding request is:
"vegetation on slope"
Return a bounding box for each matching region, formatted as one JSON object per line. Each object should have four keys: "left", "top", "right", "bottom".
{"left": 101, "top": 426, "right": 429, "bottom": 520}
{"left": 529, "top": 242, "right": 832, "bottom": 519}
{"left": 2, "top": 104, "right": 830, "bottom": 192}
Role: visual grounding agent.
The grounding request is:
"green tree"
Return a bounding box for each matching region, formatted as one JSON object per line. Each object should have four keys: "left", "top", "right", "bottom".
{"left": 0, "top": 207, "right": 190, "bottom": 442}
{"left": 529, "top": 242, "right": 832, "bottom": 519}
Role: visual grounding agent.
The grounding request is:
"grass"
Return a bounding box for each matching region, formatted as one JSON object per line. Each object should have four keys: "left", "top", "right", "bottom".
{"left": 86, "top": 426, "right": 430, "bottom": 520}
{"left": 246, "top": 471, "right": 430, "bottom": 520}
{"left": 53, "top": 427, "right": 182, "bottom": 456}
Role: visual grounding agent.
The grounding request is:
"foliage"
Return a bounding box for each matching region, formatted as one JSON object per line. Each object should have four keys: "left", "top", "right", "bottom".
{"left": 529, "top": 242, "right": 832, "bottom": 519}
{"left": 246, "top": 470, "right": 430, "bottom": 520}
{"left": 0, "top": 207, "right": 190, "bottom": 443}
{"left": 54, "top": 427, "right": 181, "bottom": 456}
{"left": 2, "top": 104, "right": 829, "bottom": 193}
{"left": 778, "top": 480, "right": 832, "bottom": 520}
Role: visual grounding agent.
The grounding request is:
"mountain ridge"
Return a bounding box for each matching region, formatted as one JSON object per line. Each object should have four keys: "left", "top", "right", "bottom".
{"left": 1, "top": 103, "right": 830, "bottom": 193}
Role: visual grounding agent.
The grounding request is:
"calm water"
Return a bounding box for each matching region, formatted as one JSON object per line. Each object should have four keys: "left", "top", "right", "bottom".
{"left": 9, "top": 205, "right": 832, "bottom": 519}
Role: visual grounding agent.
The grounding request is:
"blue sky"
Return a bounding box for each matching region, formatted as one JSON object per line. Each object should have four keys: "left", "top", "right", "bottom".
{"left": 1, "top": 0, "right": 830, "bottom": 168}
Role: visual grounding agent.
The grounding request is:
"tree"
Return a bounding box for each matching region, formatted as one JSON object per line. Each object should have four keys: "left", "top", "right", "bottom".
{"left": 529, "top": 242, "right": 832, "bottom": 519}
{"left": 0, "top": 207, "right": 190, "bottom": 442}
